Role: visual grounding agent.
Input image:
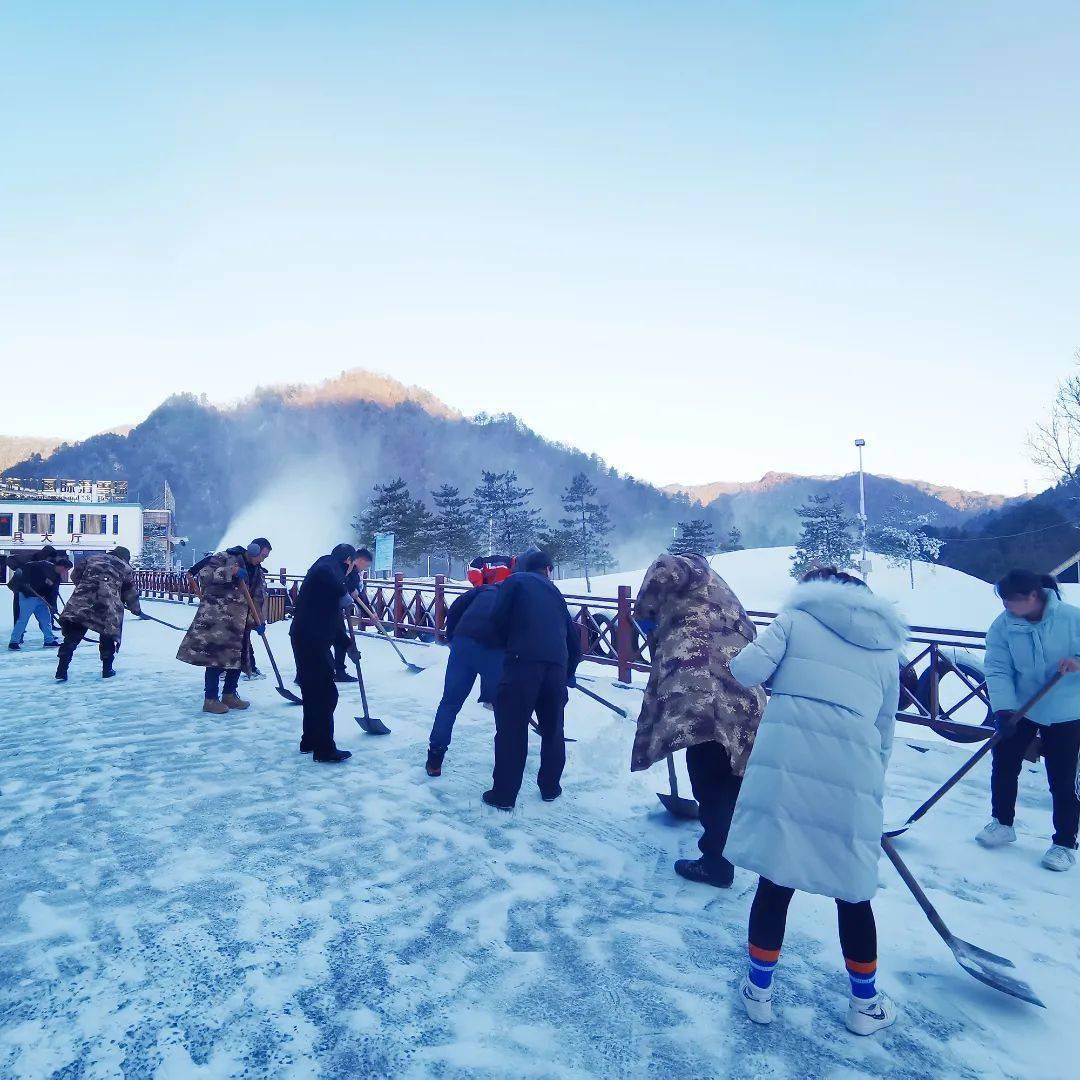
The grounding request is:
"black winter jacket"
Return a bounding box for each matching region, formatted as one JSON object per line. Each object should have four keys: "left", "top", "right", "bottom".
{"left": 290, "top": 554, "right": 350, "bottom": 644}
{"left": 445, "top": 585, "right": 501, "bottom": 645}
{"left": 16, "top": 559, "right": 62, "bottom": 607}
{"left": 488, "top": 571, "right": 581, "bottom": 675}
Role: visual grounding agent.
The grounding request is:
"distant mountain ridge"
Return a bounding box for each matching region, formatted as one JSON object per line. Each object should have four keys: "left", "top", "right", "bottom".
{"left": 0, "top": 435, "right": 63, "bottom": 473}
{"left": 663, "top": 472, "right": 1021, "bottom": 549}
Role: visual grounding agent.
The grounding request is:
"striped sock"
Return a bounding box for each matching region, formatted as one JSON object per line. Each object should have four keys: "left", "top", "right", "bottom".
{"left": 748, "top": 943, "right": 780, "bottom": 990}
{"left": 846, "top": 958, "right": 877, "bottom": 1000}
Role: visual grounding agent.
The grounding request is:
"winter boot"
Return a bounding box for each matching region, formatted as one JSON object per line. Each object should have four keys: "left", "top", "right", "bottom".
{"left": 55, "top": 656, "right": 70, "bottom": 681}
{"left": 540, "top": 786, "right": 562, "bottom": 803}
{"left": 1041, "top": 845, "right": 1077, "bottom": 872}
{"left": 222, "top": 693, "right": 251, "bottom": 710}
{"left": 333, "top": 668, "right": 357, "bottom": 683}
{"left": 43, "top": 640, "right": 60, "bottom": 648}
{"left": 740, "top": 976, "right": 773, "bottom": 1025}
{"left": 8, "top": 642, "right": 20, "bottom": 651}
{"left": 426, "top": 748, "right": 445, "bottom": 777}
{"left": 313, "top": 747, "right": 353, "bottom": 763}
{"left": 675, "top": 857, "right": 734, "bottom": 889}
{"left": 203, "top": 697, "right": 229, "bottom": 715}
{"left": 975, "top": 820, "right": 1016, "bottom": 848}
{"left": 482, "top": 790, "right": 514, "bottom": 812}
{"left": 102, "top": 660, "right": 116, "bottom": 679}
{"left": 845, "top": 991, "right": 898, "bottom": 1036}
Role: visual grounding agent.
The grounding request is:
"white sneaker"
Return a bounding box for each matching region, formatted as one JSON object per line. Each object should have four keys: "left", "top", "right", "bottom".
{"left": 740, "top": 975, "right": 773, "bottom": 1025}
{"left": 1041, "top": 845, "right": 1077, "bottom": 872}
{"left": 975, "top": 820, "right": 1016, "bottom": 848}
{"left": 846, "top": 991, "right": 898, "bottom": 1036}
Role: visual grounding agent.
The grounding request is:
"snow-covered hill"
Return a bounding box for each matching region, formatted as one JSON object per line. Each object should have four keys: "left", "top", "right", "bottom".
{"left": 1, "top": 596, "right": 1076, "bottom": 1076}
{"left": 561, "top": 547, "right": 1005, "bottom": 631}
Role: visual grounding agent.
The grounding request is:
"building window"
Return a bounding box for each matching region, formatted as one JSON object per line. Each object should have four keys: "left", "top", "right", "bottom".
{"left": 112, "top": 514, "right": 119, "bottom": 535}
{"left": 0, "top": 514, "right": 11, "bottom": 538}
{"left": 46, "top": 514, "right": 56, "bottom": 534}
{"left": 79, "top": 514, "right": 108, "bottom": 535}
{"left": 68, "top": 513, "right": 75, "bottom": 535}
{"left": 18, "top": 513, "right": 27, "bottom": 532}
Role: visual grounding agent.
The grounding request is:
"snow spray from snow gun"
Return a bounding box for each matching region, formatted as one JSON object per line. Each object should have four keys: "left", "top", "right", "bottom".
{"left": 884, "top": 672, "right": 1063, "bottom": 838}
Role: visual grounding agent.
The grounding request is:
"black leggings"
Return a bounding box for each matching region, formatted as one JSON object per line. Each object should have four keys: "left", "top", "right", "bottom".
{"left": 749, "top": 877, "right": 877, "bottom": 964}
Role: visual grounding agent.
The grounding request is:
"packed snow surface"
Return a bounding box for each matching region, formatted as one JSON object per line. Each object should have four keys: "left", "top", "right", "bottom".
{"left": 1, "top": 592, "right": 1078, "bottom": 1078}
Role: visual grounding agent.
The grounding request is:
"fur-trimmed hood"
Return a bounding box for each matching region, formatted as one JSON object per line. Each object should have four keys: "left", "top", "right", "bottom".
{"left": 786, "top": 580, "right": 907, "bottom": 651}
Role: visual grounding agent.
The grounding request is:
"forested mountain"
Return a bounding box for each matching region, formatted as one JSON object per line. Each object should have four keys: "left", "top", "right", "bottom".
{"left": 0, "top": 435, "right": 62, "bottom": 472}
{"left": 3, "top": 371, "right": 724, "bottom": 569}
{"left": 666, "top": 472, "right": 1017, "bottom": 549}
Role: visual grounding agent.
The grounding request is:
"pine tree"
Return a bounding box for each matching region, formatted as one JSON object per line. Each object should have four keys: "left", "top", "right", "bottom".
{"left": 725, "top": 526, "right": 744, "bottom": 552}
{"left": 537, "top": 526, "right": 576, "bottom": 579}
{"left": 470, "top": 470, "right": 545, "bottom": 555}
{"left": 869, "top": 494, "right": 944, "bottom": 589}
{"left": 428, "top": 484, "right": 480, "bottom": 577}
{"left": 790, "top": 494, "right": 857, "bottom": 579}
{"left": 669, "top": 518, "right": 718, "bottom": 556}
{"left": 558, "top": 472, "right": 615, "bottom": 590}
{"left": 353, "top": 477, "right": 432, "bottom": 570}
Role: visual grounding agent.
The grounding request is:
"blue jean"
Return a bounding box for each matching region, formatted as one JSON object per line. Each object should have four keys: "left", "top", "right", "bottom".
{"left": 429, "top": 636, "right": 504, "bottom": 751}
{"left": 205, "top": 667, "right": 241, "bottom": 700}
{"left": 10, "top": 594, "right": 57, "bottom": 646}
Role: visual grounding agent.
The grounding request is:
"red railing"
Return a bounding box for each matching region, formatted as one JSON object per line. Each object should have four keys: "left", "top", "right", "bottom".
{"left": 132, "top": 569, "right": 995, "bottom": 742}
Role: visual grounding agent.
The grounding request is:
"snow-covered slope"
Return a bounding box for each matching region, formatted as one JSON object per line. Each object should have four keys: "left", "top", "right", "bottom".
{"left": 1, "top": 596, "right": 1076, "bottom": 1076}
{"left": 562, "top": 547, "right": 1004, "bottom": 631}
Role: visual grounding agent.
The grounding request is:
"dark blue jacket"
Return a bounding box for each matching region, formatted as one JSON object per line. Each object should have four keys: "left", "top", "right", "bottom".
{"left": 18, "top": 559, "right": 62, "bottom": 607}
{"left": 446, "top": 585, "right": 501, "bottom": 645}
{"left": 290, "top": 554, "right": 350, "bottom": 644}
{"left": 488, "top": 571, "right": 581, "bottom": 675}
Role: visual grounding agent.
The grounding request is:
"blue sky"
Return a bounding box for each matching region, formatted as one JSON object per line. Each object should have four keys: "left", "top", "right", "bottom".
{"left": 2, "top": 2, "right": 1077, "bottom": 494}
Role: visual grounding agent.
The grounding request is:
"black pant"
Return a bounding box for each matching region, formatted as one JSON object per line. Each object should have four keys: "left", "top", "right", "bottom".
{"left": 291, "top": 635, "right": 338, "bottom": 754}
{"left": 332, "top": 625, "right": 350, "bottom": 674}
{"left": 749, "top": 877, "right": 877, "bottom": 964}
{"left": 58, "top": 622, "right": 117, "bottom": 666}
{"left": 685, "top": 740, "right": 742, "bottom": 875}
{"left": 491, "top": 658, "right": 567, "bottom": 804}
{"left": 991, "top": 717, "right": 1080, "bottom": 848}
{"left": 205, "top": 667, "right": 241, "bottom": 700}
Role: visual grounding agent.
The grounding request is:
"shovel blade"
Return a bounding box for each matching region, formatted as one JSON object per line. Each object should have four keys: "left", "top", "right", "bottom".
{"left": 276, "top": 687, "right": 303, "bottom": 706}
{"left": 356, "top": 714, "right": 391, "bottom": 735}
{"left": 882, "top": 821, "right": 911, "bottom": 839}
{"left": 657, "top": 792, "right": 700, "bottom": 820}
{"left": 951, "top": 936, "right": 1044, "bottom": 1007}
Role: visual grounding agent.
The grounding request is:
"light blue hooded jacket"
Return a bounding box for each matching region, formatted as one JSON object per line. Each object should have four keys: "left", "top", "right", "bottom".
{"left": 984, "top": 590, "right": 1080, "bottom": 725}
{"left": 724, "top": 580, "right": 906, "bottom": 904}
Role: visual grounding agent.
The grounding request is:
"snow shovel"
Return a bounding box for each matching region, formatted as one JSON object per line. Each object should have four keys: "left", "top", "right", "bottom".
{"left": 351, "top": 595, "right": 425, "bottom": 673}
{"left": 138, "top": 611, "right": 189, "bottom": 632}
{"left": 880, "top": 835, "right": 1044, "bottom": 1007}
{"left": 574, "top": 683, "right": 630, "bottom": 719}
{"left": 31, "top": 586, "right": 99, "bottom": 645}
{"left": 237, "top": 579, "right": 302, "bottom": 705}
{"left": 884, "top": 673, "right": 1063, "bottom": 839}
{"left": 657, "top": 753, "right": 700, "bottom": 820}
{"left": 343, "top": 615, "right": 390, "bottom": 734}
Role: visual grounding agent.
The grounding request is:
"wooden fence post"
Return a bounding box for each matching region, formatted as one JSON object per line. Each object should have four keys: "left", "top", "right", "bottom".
{"left": 393, "top": 573, "right": 405, "bottom": 638}
{"left": 616, "top": 586, "right": 633, "bottom": 684}
{"left": 434, "top": 575, "right": 446, "bottom": 641}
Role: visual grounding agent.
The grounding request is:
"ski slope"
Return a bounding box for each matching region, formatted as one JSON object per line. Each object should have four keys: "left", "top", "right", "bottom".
{"left": 1, "top": 597, "right": 1077, "bottom": 1078}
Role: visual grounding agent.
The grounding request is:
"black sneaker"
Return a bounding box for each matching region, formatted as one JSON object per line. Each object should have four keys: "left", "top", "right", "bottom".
{"left": 333, "top": 669, "right": 357, "bottom": 683}
{"left": 8, "top": 643, "right": 20, "bottom": 651}
{"left": 674, "top": 857, "right": 734, "bottom": 889}
{"left": 540, "top": 786, "right": 562, "bottom": 803}
{"left": 299, "top": 743, "right": 313, "bottom": 754}
{"left": 55, "top": 666, "right": 69, "bottom": 682}
{"left": 313, "top": 747, "right": 352, "bottom": 763}
{"left": 43, "top": 641, "right": 60, "bottom": 648}
{"left": 102, "top": 663, "right": 116, "bottom": 679}
{"left": 482, "top": 790, "right": 514, "bottom": 812}
{"left": 426, "top": 748, "right": 445, "bottom": 777}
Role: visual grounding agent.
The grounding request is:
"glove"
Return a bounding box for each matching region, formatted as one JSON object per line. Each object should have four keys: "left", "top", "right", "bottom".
{"left": 235, "top": 567, "right": 249, "bottom": 583}
{"left": 347, "top": 642, "right": 361, "bottom": 663}
{"left": 255, "top": 623, "right": 266, "bottom": 636}
{"left": 993, "top": 710, "right": 1018, "bottom": 737}
{"left": 566, "top": 672, "right": 577, "bottom": 688}
{"left": 636, "top": 618, "right": 657, "bottom": 637}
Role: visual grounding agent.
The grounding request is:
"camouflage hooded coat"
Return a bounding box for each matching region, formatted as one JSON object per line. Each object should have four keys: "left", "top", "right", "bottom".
{"left": 60, "top": 553, "right": 142, "bottom": 638}
{"left": 631, "top": 553, "right": 765, "bottom": 775}
{"left": 176, "top": 548, "right": 267, "bottom": 672}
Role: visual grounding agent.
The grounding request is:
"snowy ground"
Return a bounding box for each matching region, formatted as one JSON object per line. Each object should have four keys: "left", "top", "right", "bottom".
{"left": 1, "top": 596, "right": 1078, "bottom": 1078}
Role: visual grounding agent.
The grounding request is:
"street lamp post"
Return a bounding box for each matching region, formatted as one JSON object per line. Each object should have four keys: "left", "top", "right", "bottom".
{"left": 855, "top": 438, "right": 869, "bottom": 578}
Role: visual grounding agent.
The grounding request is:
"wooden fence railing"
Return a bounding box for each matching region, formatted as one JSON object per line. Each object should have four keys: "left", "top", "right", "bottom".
{"left": 133, "top": 569, "right": 995, "bottom": 742}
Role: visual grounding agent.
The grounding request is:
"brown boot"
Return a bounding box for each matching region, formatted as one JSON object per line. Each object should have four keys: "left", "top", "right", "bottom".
{"left": 222, "top": 693, "right": 250, "bottom": 710}
{"left": 203, "top": 697, "right": 229, "bottom": 714}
